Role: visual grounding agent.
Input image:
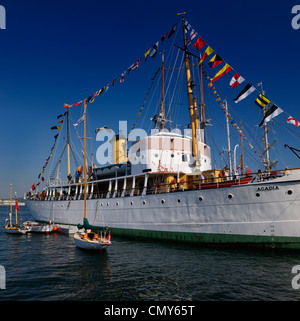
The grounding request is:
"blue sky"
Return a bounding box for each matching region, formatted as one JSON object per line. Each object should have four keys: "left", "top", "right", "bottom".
{"left": 1, "top": 0, "right": 300, "bottom": 198}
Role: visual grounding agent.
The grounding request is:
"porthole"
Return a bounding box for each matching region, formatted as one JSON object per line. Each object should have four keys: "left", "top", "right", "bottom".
{"left": 199, "top": 196, "right": 203, "bottom": 201}
{"left": 256, "top": 192, "right": 260, "bottom": 197}
{"left": 177, "top": 199, "right": 181, "bottom": 203}
{"left": 106, "top": 202, "right": 109, "bottom": 206}
{"left": 154, "top": 153, "right": 158, "bottom": 157}
{"left": 100, "top": 202, "right": 104, "bottom": 206}
{"left": 116, "top": 202, "right": 119, "bottom": 206}
{"left": 130, "top": 201, "right": 134, "bottom": 205}
{"left": 288, "top": 190, "right": 293, "bottom": 195}
{"left": 228, "top": 193, "right": 233, "bottom": 199}
{"left": 171, "top": 154, "right": 174, "bottom": 158}
{"left": 161, "top": 199, "right": 165, "bottom": 204}
{"left": 143, "top": 200, "right": 146, "bottom": 205}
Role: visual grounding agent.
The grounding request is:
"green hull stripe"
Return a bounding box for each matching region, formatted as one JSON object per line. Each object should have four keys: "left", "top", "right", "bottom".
{"left": 42, "top": 217, "right": 300, "bottom": 249}
{"left": 109, "top": 227, "right": 300, "bottom": 249}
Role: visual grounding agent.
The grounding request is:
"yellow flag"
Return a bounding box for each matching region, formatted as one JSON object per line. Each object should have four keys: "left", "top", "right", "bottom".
{"left": 210, "top": 63, "right": 232, "bottom": 82}
{"left": 144, "top": 48, "right": 151, "bottom": 61}
{"left": 199, "top": 46, "right": 213, "bottom": 65}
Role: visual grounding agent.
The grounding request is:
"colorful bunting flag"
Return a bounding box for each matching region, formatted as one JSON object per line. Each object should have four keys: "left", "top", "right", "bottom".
{"left": 233, "top": 83, "right": 256, "bottom": 103}
{"left": 168, "top": 23, "right": 177, "bottom": 38}
{"left": 120, "top": 71, "right": 126, "bottom": 83}
{"left": 193, "top": 36, "right": 206, "bottom": 51}
{"left": 51, "top": 125, "right": 62, "bottom": 131}
{"left": 254, "top": 94, "right": 270, "bottom": 109}
{"left": 64, "top": 101, "right": 82, "bottom": 109}
{"left": 57, "top": 112, "right": 67, "bottom": 119}
{"left": 208, "top": 54, "right": 223, "bottom": 69}
{"left": 259, "top": 104, "right": 283, "bottom": 127}
{"left": 144, "top": 48, "right": 151, "bottom": 61}
{"left": 187, "top": 29, "right": 197, "bottom": 46}
{"left": 199, "top": 46, "right": 213, "bottom": 64}
{"left": 287, "top": 116, "right": 300, "bottom": 127}
{"left": 161, "top": 32, "right": 168, "bottom": 44}
{"left": 211, "top": 63, "right": 232, "bottom": 82}
{"left": 229, "top": 73, "right": 245, "bottom": 88}
{"left": 150, "top": 42, "right": 159, "bottom": 58}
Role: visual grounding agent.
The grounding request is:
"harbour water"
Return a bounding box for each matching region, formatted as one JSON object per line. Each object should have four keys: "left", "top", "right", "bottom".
{"left": 0, "top": 206, "right": 300, "bottom": 301}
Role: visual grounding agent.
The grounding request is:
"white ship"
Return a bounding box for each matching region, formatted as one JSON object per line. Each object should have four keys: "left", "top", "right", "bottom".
{"left": 26, "top": 16, "right": 300, "bottom": 249}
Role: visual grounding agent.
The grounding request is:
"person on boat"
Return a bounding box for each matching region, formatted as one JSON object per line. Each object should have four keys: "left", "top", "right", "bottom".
{"left": 75, "top": 171, "right": 80, "bottom": 183}
{"left": 223, "top": 170, "right": 228, "bottom": 181}
{"left": 200, "top": 173, "right": 205, "bottom": 183}
{"left": 211, "top": 172, "right": 215, "bottom": 183}
{"left": 67, "top": 174, "right": 72, "bottom": 184}
{"left": 257, "top": 169, "right": 263, "bottom": 182}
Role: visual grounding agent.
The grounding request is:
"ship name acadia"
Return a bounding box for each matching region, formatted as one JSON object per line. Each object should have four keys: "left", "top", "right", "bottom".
{"left": 256, "top": 186, "right": 279, "bottom": 191}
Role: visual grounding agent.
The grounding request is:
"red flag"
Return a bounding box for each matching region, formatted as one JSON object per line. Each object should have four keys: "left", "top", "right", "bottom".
{"left": 229, "top": 72, "right": 245, "bottom": 89}
{"left": 193, "top": 37, "right": 206, "bottom": 51}
{"left": 15, "top": 196, "right": 19, "bottom": 212}
{"left": 287, "top": 116, "right": 300, "bottom": 127}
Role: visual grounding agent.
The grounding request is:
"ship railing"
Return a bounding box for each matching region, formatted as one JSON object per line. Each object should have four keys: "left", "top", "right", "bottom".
{"left": 26, "top": 168, "right": 289, "bottom": 201}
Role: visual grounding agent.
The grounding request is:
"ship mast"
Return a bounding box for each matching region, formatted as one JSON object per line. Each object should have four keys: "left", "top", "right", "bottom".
{"left": 83, "top": 101, "right": 87, "bottom": 221}
{"left": 224, "top": 99, "right": 232, "bottom": 177}
{"left": 66, "top": 108, "right": 71, "bottom": 181}
{"left": 161, "top": 51, "right": 165, "bottom": 130}
{"left": 199, "top": 60, "right": 205, "bottom": 143}
{"left": 181, "top": 15, "right": 198, "bottom": 160}
{"left": 10, "top": 184, "right": 12, "bottom": 217}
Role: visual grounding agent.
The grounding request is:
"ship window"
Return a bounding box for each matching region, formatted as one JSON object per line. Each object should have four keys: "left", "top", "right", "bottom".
{"left": 182, "top": 154, "right": 187, "bottom": 162}
{"left": 143, "top": 200, "right": 146, "bottom": 205}
{"left": 154, "top": 153, "right": 158, "bottom": 158}
{"left": 177, "top": 199, "right": 181, "bottom": 203}
{"left": 106, "top": 202, "right": 109, "bottom": 206}
{"left": 171, "top": 154, "right": 174, "bottom": 158}
{"left": 116, "top": 202, "right": 119, "bottom": 206}
{"left": 161, "top": 199, "right": 165, "bottom": 204}
{"left": 199, "top": 196, "right": 203, "bottom": 201}
{"left": 130, "top": 201, "right": 134, "bottom": 205}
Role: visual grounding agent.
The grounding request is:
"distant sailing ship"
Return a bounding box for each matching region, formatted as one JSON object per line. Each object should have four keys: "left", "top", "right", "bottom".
{"left": 25, "top": 15, "right": 300, "bottom": 249}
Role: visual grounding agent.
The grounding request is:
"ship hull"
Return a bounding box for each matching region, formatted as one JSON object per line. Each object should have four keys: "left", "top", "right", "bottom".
{"left": 26, "top": 177, "right": 300, "bottom": 249}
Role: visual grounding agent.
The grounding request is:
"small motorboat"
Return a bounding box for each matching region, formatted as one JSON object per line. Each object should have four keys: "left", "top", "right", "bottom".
{"left": 22, "top": 219, "right": 57, "bottom": 233}
{"left": 74, "top": 230, "right": 111, "bottom": 251}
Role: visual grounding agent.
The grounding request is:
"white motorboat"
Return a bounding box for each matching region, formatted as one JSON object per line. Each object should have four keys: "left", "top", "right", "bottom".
{"left": 22, "top": 220, "right": 57, "bottom": 233}
{"left": 74, "top": 230, "right": 111, "bottom": 251}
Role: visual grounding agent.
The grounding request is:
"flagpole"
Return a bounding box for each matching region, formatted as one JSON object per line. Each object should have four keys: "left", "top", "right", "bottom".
{"left": 83, "top": 100, "right": 87, "bottom": 221}
{"left": 161, "top": 50, "right": 165, "bottom": 130}
{"left": 259, "top": 82, "right": 270, "bottom": 171}
{"left": 180, "top": 15, "right": 198, "bottom": 161}
{"left": 67, "top": 108, "right": 71, "bottom": 182}
{"left": 225, "top": 99, "right": 232, "bottom": 178}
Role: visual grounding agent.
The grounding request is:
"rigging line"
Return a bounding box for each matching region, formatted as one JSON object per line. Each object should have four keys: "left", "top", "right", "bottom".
{"left": 165, "top": 50, "right": 184, "bottom": 123}
{"left": 45, "top": 123, "right": 64, "bottom": 184}
{"left": 164, "top": 47, "right": 180, "bottom": 103}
